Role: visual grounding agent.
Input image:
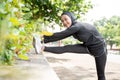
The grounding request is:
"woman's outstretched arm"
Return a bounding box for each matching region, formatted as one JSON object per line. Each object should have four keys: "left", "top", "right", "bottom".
{"left": 43, "top": 25, "right": 80, "bottom": 43}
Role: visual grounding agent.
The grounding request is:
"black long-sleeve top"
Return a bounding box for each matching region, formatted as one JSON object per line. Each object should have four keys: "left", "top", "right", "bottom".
{"left": 43, "top": 22, "right": 104, "bottom": 46}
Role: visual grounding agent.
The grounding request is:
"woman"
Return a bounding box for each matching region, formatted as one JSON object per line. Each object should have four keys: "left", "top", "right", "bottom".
{"left": 34, "top": 12, "right": 107, "bottom": 80}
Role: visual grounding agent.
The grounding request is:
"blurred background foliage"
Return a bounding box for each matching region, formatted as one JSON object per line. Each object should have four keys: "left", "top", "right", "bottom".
{"left": 94, "top": 16, "right": 120, "bottom": 50}
{"left": 0, "top": 0, "right": 92, "bottom": 65}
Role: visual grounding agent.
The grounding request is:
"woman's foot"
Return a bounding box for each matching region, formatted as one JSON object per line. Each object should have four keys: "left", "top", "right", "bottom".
{"left": 33, "top": 34, "right": 42, "bottom": 54}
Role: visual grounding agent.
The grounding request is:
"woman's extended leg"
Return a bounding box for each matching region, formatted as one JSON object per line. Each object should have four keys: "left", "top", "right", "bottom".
{"left": 95, "top": 53, "right": 107, "bottom": 80}
{"left": 44, "top": 44, "right": 89, "bottom": 54}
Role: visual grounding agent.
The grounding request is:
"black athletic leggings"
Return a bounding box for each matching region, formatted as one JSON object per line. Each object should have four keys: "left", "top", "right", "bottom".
{"left": 44, "top": 44, "right": 107, "bottom": 80}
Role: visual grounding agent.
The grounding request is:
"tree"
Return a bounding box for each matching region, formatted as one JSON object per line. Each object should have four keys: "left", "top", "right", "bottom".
{"left": 0, "top": 0, "right": 33, "bottom": 65}
{"left": 22, "top": 0, "right": 93, "bottom": 23}
{"left": 94, "top": 17, "right": 108, "bottom": 27}
{"left": 94, "top": 16, "right": 120, "bottom": 49}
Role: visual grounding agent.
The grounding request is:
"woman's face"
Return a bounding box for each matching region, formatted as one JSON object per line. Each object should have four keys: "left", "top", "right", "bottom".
{"left": 61, "top": 15, "right": 72, "bottom": 28}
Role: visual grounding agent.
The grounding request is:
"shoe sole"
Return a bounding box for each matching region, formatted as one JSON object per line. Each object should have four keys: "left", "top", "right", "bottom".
{"left": 33, "top": 34, "right": 41, "bottom": 54}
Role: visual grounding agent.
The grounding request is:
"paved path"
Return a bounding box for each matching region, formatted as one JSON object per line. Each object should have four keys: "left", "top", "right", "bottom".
{"left": 44, "top": 52, "right": 120, "bottom": 80}
{"left": 0, "top": 54, "right": 60, "bottom": 80}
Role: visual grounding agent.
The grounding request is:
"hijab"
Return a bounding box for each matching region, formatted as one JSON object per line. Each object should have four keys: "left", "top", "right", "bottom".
{"left": 61, "top": 12, "right": 77, "bottom": 25}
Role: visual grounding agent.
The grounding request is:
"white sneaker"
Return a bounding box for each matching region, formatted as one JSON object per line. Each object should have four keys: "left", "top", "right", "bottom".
{"left": 32, "top": 34, "right": 42, "bottom": 54}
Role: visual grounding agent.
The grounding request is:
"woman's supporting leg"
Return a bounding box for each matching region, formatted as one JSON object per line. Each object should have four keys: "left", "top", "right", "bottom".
{"left": 95, "top": 53, "right": 107, "bottom": 80}
{"left": 44, "top": 44, "right": 89, "bottom": 54}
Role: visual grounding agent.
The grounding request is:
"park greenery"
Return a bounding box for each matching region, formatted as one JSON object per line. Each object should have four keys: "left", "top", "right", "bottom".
{"left": 0, "top": 0, "right": 92, "bottom": 65}
{"left": 0, "top": 0, "right": 120, "bottom": 65}
{"left": 94, "top": 16, "right": 120, "bottom": 50}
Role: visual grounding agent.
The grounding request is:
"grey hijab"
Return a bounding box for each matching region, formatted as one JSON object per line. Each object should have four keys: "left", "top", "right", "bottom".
{"left": 61, "top": 12, "right": 77, "bottom": 25}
